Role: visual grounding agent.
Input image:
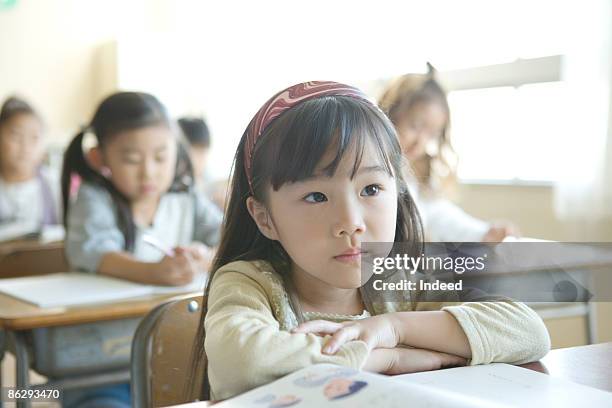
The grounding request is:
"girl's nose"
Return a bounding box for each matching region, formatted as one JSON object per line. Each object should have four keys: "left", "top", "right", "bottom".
{"left": 332, "top": 199, "right": 366, "bottom": 238}
{"left": 141, "top": 159, "right": 155, "bottom": 179}
{"left": 415, "top": 131, "right": 430, "bottom": 153}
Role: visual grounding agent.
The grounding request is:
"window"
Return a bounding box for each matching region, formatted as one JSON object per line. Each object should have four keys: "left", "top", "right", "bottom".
{"left": 446, "top": 69, "right": 568, "bottom": 183}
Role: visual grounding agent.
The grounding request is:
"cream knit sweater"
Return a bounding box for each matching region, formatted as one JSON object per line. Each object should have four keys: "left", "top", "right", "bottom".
{"left": 205, "top": 260, "right": 550, "bottom": 400}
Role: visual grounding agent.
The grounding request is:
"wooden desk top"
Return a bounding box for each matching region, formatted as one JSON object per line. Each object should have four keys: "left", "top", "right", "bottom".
{"left": 0, "top": 240, "right": 63, "bottom": 256}
{"left": 0, "top": 291, "right": 201, "bottom": 331}
{"left": 521, "top": 342, "right": 612, "bottom": 393}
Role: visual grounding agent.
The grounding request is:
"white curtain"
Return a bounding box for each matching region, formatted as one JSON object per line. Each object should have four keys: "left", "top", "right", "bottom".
{"left": 554, "top": 0, "right": 612, "bottom": 220}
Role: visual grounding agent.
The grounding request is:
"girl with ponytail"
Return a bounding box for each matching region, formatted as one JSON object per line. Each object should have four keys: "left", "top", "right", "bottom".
{"left": 62, "top": 92, "right": 222, "bottom": 286}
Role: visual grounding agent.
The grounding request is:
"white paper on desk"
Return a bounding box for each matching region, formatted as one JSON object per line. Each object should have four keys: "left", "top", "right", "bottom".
{"left": 39, "top": 224, "right": 65, "bottom": 243}
{"left": 0, "top": 272, "right": 206, "bottom": 308}
{"left": 214, "top": 363, "right": 612, "bottom": 408}
{"left": 215, "top": 363, "right": 493, "bottom": 408}
{"left": 149, "top": 272, "right": 207, "bottom": 294}
{"left": 0, "top": 220, "right": 38, "bottom": 242}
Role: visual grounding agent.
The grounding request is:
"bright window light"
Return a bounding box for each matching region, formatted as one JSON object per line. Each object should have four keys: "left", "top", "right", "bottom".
{"left": 449, "top": 82, "right": 569, "bottom": 182}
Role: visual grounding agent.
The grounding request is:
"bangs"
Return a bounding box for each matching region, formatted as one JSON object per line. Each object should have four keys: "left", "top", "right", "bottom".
{"left": 253, "top": 95, "right": 401, "bottom": 192}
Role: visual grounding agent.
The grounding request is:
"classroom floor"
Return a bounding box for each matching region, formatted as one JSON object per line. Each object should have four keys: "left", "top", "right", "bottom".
{"left": 2, "top": 352, "right": 59, "bottom": 407}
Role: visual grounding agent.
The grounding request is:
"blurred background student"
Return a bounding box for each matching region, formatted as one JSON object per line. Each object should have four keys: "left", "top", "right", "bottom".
{"left": 379, "top": 66, "right": 518, "bottom": 242}
{"left": 0, "top": 96, "right": 62, "bottom": 241}
{"left": 179, "top": 116, "right": 228, "bottom": 211}
{"left": 178, "top": 116, "right": 211, "bottom": 192}
{"left": 62, "top": 92, "right": 222, "bottom": 286}
{"left": 60, "top": 92, "right": 223, "bottom": 407}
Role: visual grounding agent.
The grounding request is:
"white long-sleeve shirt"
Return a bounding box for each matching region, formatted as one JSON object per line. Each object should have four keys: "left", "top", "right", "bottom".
{"left": 407, "top": 179, "right": 490, "bottom": 242}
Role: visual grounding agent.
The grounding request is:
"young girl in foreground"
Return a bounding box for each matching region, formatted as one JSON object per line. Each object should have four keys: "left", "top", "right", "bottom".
{"left": 62, "top": 92, "right": 222, "bottom": 285}
{"left": 199, "top": 82, "right": 550, "bottom": 400}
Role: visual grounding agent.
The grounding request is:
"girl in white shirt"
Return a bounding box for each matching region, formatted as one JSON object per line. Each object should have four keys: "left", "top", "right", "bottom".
{"left": 0, "top": 96, "right": 61, "bottom": 241}
{"left": 378, "top": 67, "right": 518, "bottom": 242}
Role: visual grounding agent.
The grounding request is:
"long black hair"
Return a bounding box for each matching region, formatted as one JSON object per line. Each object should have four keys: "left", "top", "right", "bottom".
{"left": 189, "top": 94, "right": 423, "bottom": 400}
{"left": 61, "top": 92, "right": 193, "bottom": 251}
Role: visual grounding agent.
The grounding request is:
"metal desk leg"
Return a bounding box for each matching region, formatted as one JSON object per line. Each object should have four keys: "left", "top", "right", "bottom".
{"left": 0, "top": 329, "right": 4, "bottom": 408}
{"left": 586, "top": 301, "right": 598, "bottom": 344}
{"left": 7, "top": 331, "right": 30, "bottom": 408}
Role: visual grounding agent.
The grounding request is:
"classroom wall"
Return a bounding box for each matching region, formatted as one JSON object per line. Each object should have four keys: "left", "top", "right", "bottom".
{"left": 456, "top": 184, "right": 612, "bottom": 242}
{"left": 0, "top": 0, "right": 160, "bottom": 142}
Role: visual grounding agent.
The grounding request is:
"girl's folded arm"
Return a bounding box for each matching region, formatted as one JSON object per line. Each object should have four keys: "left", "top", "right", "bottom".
{"left": 411, "top": 300, "right": 550, "bottom": 365}
{"left": 204, "top": 270, "right": 370, "bottom": 400}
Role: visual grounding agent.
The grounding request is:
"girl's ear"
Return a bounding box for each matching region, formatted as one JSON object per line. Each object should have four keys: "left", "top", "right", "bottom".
{"left": 85, "top": 146, "right": 112, "bottom": 178}
{"left": 86, "top": 146, "right": 104, "bottom": 170}
{"left": 246, "top": 196, "right": 279, "bottom": 241}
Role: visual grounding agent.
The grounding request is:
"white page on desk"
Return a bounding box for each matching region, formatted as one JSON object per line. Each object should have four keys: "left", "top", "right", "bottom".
{"left": 215, "top": 363, "right": 612, "bottom": 408}
{"left": 0, "top": 273, "right": 153, "bottom": 308}
{"left": 215, "top": 364, "right": 501, "bottom": 408}
{"left": 396, "top": 363, "right": 612, "bottom": 407}
{"left": 0, "top": 272, "right": 206, "bottom": 308}
{"left": 149, "top": 271, "right": 207, "bottom": 294}
{"left": 0, "top": 220, "right": 38, "bottom": 241}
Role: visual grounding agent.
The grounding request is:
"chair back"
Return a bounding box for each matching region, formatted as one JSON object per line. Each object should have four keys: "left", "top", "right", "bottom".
{"left": 131, "top": 294, "right": 207, "bottom": 407}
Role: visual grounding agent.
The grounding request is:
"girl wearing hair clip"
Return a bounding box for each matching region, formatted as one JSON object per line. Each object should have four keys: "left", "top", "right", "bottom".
{"left": 195, "top": 81, "right": 550, "bottom": 400}
{"left": 62, "top": 92, "right": 222, "bottom": 287}
{"left": 61, "top": 92, "right": 223, "bottom": 407}
{"left": 379, "top": 65, "right": 518, "bottom": 242}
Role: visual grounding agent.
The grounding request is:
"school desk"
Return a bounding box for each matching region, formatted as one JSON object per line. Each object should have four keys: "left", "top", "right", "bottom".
{"left": 164, "top": 342, "right": 612, "bottom": 408}
{"left": 0, "top": 241, "right": 67, "bottom": 278}
{"left": 521, "top": 341, "right": 612, "bottom": 393}
{"left": 0, "top": 291, "right": 201, "bottom": 408}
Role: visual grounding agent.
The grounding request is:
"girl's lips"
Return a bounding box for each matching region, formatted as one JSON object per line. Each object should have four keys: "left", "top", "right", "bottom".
{"left": 333, "top": 251, "right": 365, "bottom": 263}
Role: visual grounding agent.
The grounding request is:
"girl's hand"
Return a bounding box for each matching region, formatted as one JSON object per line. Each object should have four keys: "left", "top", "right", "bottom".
{"left": 150, "top": 252, "right": 197, "bottom": 286}
{"left": 383, "top": 347, "right": 467, "bottom": 375}
{"left": 175, "top": 243, "right": 215, "bottom": 272}
{"left": 482, "top": 222, "right": 520, "bottom": 242}
{"left": 291, "top": 315, "right": 400, "bottom": 354}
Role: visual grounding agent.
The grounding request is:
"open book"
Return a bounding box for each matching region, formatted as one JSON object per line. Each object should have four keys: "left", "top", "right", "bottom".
{"left": 0, "top": 272, "right": 206, "bottom": 308}
{"left": 208, "top": 363, "right": 611, "bottom": 408}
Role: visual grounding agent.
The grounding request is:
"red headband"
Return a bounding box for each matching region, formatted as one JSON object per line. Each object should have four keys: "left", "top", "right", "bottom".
{"left": 243, "top": 81, "right": 373, "bottom": 194}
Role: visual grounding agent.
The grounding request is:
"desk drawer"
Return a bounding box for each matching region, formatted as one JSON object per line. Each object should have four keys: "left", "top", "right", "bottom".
{"left": 31, "top": 317, "right": 141, "bottom": 377}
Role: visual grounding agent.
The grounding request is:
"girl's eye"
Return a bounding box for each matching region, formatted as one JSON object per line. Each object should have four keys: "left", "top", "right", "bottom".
{"left": 361, "top": 184, "right": 381, "bottom": 197}
{"left": 408, "top": 122, "right": 423, "bottom": 132}
{"left": 304, "top": 192, "right": 327, "bottom": 203}
{"left": 7, "top": 130, "right": 23, "bottom": 140}
{"left": 155, "top": 155, "right": 167, "bottom": 163}
{"left": 122, "top": 156, "right": 141, "bottom": 165}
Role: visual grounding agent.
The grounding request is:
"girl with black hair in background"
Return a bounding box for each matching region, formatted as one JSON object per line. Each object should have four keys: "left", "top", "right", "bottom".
{"left": 0, "top": 96, "right": 61, "bottom": 240}
{"left": 62, "top": 92, "right": 222, "bottom": 285}
{"left": 61, "top": 91, "right": 222, "bottom": 407}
